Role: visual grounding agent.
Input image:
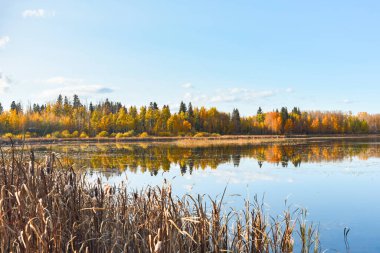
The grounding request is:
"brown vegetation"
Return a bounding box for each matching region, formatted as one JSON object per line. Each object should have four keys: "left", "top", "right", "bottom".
{"left": 0, "top": 147, "right": 321, "bottom": 252}
{"left": 1, "top": 134, "right": 379, "bottom": 147}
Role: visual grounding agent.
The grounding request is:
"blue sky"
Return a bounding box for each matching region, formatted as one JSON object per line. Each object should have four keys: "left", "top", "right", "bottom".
{"left": 0, "top": 0, "right": 379, "bottom": 115}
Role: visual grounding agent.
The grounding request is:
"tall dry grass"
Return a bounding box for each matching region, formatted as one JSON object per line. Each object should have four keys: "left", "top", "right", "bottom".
{"left": 0, "top": 145, "right": 320, "bottom": 252}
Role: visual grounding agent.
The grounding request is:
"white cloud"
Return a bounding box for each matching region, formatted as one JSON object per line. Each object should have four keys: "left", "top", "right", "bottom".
{"left": 183, "top": 184, "right": 194, "bottom": 192}
{"left": 184, "top": 92, "right": 208, "bottom": 102}
{"left": 0, "top": 36, "right": 10, "bottom": 48}
{"left": 205, "top": 167, "right": 294, "bottom": 185}
{"left": 22, "top": 9, "right": 55, "bottom": 18}
{"left": 40, "top": 76, "right": 114, "bottom": 99}
{"left": 0, "top": 73, "right": 11, "bottom": 94}
{"left": 285, "top": 87, "right": 293, "bottom": 93}
{"left": 46, "top": 76, "right": 84, "bottom": 85}
{"left": 342, "top": 99, "right": 355, "bottom": 104}
{"left": 181, "top": 82, "right": 193, "bottom": 89}
{"left": 41, "top": 85, "right": 113, "bottom": 98}
{"left": 183, "top": 87, "right": 293, "bottom": 103}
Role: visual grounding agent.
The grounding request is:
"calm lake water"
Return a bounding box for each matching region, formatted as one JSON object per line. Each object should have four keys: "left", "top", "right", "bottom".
{"left": 33, "top": 140, "right": 380, "bottom": 252}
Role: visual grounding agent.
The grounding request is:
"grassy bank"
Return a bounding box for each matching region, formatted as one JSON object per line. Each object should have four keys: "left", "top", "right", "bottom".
{"left": 0, "top": 134, "right": 379, "bottom": 146}
{"left": 0, "top": 148, "right": 322, "bottom": 252}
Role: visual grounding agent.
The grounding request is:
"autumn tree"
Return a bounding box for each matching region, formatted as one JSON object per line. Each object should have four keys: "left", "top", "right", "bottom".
{"left": 0, "top": 94, "right": 377, "bottom": 137}
{"left": 265, "top": 111, "right": 282, "bottom": 134}
{"left": 257, "top": 107, "right": 265, "bottom": 123}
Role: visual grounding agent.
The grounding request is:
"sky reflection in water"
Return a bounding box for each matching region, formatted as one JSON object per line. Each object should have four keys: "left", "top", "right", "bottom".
{"left": 34, "top": 141, "right": 380, "bottom": 252}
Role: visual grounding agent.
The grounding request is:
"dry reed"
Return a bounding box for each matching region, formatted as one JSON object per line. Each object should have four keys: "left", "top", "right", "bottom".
{"left": 0, "top": 145, "right": 321, "bottom": 253}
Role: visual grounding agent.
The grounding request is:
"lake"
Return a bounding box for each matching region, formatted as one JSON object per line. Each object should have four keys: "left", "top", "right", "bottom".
{"left": 32, "top": 139, "right": 380, "bottom": 252}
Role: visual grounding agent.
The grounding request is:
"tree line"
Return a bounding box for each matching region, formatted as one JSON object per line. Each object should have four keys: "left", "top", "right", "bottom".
{"left": 0, "top": 95, "right": 379, "bottom": 138}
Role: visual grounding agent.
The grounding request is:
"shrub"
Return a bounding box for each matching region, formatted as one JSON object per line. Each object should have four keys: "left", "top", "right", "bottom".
{"left": 45, "top": 134, "right": 52, "bottom": 138}
{"left": 139, "top": 132, "right": 149, "bottom": 138}
{"left": 52, "top": 131, "right": 61, "bottom": 138}
{"left": 30, "top": 132, "right": 38, "bottom": 138}
{"left": 158, "top": 132, "right": 172, "bottom": 137}
{"left": 79, "top": 132, "right": 89, "bottom": 138}
{"left": 193, "top": 132, "right": 211, "bottom": 138}
{"left": 19, "top": 132, "right": 33, "bottom": 139}
{"left": 11, "top": 133, "right": 33, "bottom": 139}
{"left": 97, "top": 131, "right": 109, "bottom": 138}
{"left": 115, "top": 133, "right": 124, "bottom": 139}
{"left": 115, "top": 131, "right": 135, "bottom": 138}
{"left": 123, "top": 130, "right": 135, "bottom": 137}
{"left": 71, "top": 131, "right": 79, "bottom": 138}
{"left": 3, "top": 133, "right": 13, "bottom": 138}
{"left": 61, "top": 130, "right": 72, "bottom": 138}
{"left": 110, "top": 133, "right": 117, "bottom": 137}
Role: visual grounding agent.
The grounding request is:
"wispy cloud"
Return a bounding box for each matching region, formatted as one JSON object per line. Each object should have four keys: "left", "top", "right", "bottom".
{"left": 342, "top": 99, "right": 356, "bottom": 104}
{"left": 46, "top": 76, "right": 84, "bottom": 85}
{"left": 285, "top": 87, "right": 293, "bottom": 93}
{"left": 0, "top": 73, "right": 11, "bottom": 94}
{"left": 184, "top": 87, "right": 293, "bottom": 103}
{"left": 40, "top": 76, "right": 114, "bottom": 99}
{"left": 41, "top": 85, "right": 114, "bottom": 99}
{"left": 22, "top": 9, "right": 55, "bottom": 18}
{"left": 204, "top": 166, "right": 294, "bottom": 185}
{"left": 181, "top": 82, "right": 193, "bottom": 89}
{"left": 0, "top": 36, "right": 10, "bottom": 48}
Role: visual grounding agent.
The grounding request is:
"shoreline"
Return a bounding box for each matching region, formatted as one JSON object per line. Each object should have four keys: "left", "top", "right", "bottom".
{"left": 1, "top": 134, "right": 379, "bottom": 146}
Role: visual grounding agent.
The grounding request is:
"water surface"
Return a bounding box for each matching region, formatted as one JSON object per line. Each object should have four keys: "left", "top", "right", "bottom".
{"left": 33, "top": 140, "right": 380, "bottom": 252}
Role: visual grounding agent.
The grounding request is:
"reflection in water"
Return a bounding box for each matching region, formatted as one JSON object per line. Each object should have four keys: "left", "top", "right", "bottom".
{"left": 32, "top": 141, "right": 380, "bottom": 176}
{"left": 26, "top": 141, "right": 380, "bottom": 252}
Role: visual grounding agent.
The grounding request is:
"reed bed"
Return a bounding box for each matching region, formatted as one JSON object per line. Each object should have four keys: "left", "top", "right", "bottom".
{"left": 0, "top": 146, "right": 320, "bottom": 253}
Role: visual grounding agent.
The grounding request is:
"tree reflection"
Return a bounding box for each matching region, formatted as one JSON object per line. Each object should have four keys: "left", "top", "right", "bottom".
{"left": 35, "top": 142, "right": 380, "bottom": 176}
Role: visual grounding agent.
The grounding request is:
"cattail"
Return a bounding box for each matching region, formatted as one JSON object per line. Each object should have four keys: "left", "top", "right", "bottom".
{"left": 92, "top": 196, "right": 97, "bottom": 206}
{"left": 64, "top": 184, "right": 73, "bottom": 195}
{"left": 15, "top": 190, "right": 22, "bottom": 205}
{"left": 18, "top": 231, "right": 27, "bottom": 249}
{"left": 0, "top": 147, "right": 322, "bottom": 252}
{"left": 45, "top": 155, "right": 52, "bottom": 174}
{"left": 104, "top": 184, "right": 112, "bottom": 196}
{"left": 69, "top": 172, "right": 74, "bottom": 185}
{"left": 28, "top": 161, "right": 34, "bottom": 176}
{"left": 154, "top": 241, "right": 162, "bottom": 253}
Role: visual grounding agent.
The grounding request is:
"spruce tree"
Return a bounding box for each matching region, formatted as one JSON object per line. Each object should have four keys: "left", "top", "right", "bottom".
{"left": 179, "top": 101, "right": 187, "bottom": 114}
{"left": 188, "top": 102, "right": 194, "bottom": 118}
{"left": 73, "top": 94, "right": 81, "bottom": 108}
